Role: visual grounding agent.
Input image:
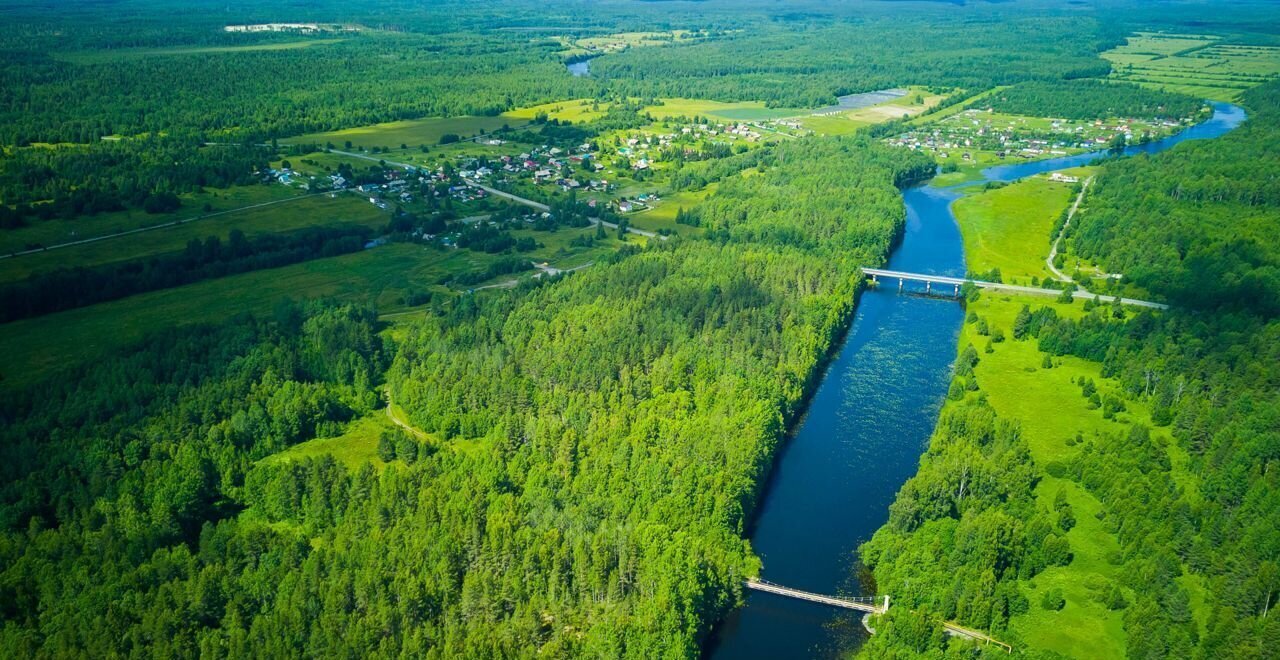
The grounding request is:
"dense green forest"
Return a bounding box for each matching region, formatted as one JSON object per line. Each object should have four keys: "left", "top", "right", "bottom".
{"left": 0, "top": 1, "right": 1111, "bottom": 146}
{"left": 0, "top": 137, "right": 933, "bottom": 655}
{"left": 857, "top": 80, "right": 1280, "bottom": 659}
{"left": 1069, "top": 81, "right": 1280, "bottom": 316}
{"left": 592, "top": 13, "right": 1111, "bottom": 108}
{"left": 0, "top": 138, "right": 269, "bottom": 225}
{"left": 986, "top": 80, "right": 1207, "bottom": 120}
{"left": 860, "top": 300, "right": 1280, "bottom": 658}
{"left": 2, "top": 1, "right": 1278, "bottom": 657}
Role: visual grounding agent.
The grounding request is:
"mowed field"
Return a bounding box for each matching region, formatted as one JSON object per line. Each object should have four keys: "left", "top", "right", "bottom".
{"left": 503, "top": 98, "right": 610, "bottom": 123}
{"left": 625, "top": 184, "right": 717, "bottom": 234}
{"left": 797, "top": 87, "right": 948, "bottom": 135}
{"left": 0, "top": 192, "right": 388, "bottom": 284}
{"left": 1102, "top": 32, "right": 1280, "bottom": 101}
{"left": 951, "top": 174, "right": 1078, "bottom": 284}
{"left": 956, "top": 294, "right": 1209, "bottom": 657}
{"left": 642, "top": 98, "right": 804, "bottom": 122}
{"left": 283, "top": 115, "right": 523, "bottom": 150}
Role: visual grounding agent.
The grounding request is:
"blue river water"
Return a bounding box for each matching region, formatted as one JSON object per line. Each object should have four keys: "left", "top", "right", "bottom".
{"left": 705, "top": 101, "right": 1245, "bottom": 659}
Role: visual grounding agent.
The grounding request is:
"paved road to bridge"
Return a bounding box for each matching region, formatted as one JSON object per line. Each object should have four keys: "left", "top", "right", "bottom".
{"left": 863, "top": 267, "right": 1168, "bottom": 310}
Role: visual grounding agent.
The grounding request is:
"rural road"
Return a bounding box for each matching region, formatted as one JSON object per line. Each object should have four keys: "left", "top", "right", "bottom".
{"left": 469, "top": 259, "right": 596, "bottom": 292}
{"left": 327, "top": 148, "right": 666, "bottom": 240}
{"left": 384, "top": 389, "right": 429, "bottom": 440}
{"left": 1046, "top": 176, "right": 1092, "bottom": 287}
{"left": 1040, "top": 176, "right": 1161, "bottom": 308}
{"left": 462, "top": 181, "right": 665, "bottom": 240}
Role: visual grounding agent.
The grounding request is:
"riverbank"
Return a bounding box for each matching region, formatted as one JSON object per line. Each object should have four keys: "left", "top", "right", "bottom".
{"left": 856, "top": 102, "right": 1247, "bottom": 658}
{"left": 708, "top": 172, "right": 966, "bottom": 659}
{"left": 708, "top": 99, "right": 1246, "bottom": 658}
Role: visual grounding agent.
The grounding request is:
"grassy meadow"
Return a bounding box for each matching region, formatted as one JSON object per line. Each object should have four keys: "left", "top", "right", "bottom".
{"left": 625, "top": 185, "right": 717, "bottom": 234}
{"left": 0, "top": 223, "right": 622, "bottom": 389}
{"left": 502, "top": 98, "right": 610, "bottom": 123}
{"left": 951, "top": 174, "right": 1076, "bottom": 284}
{"left": 642, "top": 98, "right": 804, "bottom": 122}
{"left": 283, "top": 115, "right": 523, "bottom": 150}
{"left": 0, "top": 244, "right": 443, "bottom": 388}
{"left": 0, "top": 192, "right": 388, "bottom": 284}
{"left": 261, "top": 413, "right": 396, "bottom": 470}
{"left": 943, "top": 163, "right": 1211, "bottom": 650}
{"left": 797, "top": 87, "right": 947, "bottom": 135}
{"left": 0, "top": 183, "right": 298, "bottom": 255}
{"left": 955, "top": 292, "right": 1208, "bottom": 657}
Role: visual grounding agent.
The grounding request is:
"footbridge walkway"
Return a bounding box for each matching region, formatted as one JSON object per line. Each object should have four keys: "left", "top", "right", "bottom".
{"left": 744, "top": 579, "right": 1012, "bottom": 653}
{"left": 744, "top": 580, "right": 887, "bottom": 614}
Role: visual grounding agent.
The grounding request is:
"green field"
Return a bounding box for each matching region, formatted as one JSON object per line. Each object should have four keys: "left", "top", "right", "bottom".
{"left": 0, "top": 183, "right": 297, "bottom": 255}
{"left": 952, "top": 174, "right": 1077, "bottom": 284}
{"left": 574, "top": 30, "right": 697, "bottom": 50}
{"left": 283, "top": 115, "right": 523, "bottom": 150}
{"left": 557, "top": 30, "right": 702, "bottom": 59}
{"left": 956, "top": 292, "right": 1207, "bottom": 657}
{"left": 625, "top": 185, "right": 717, "bottom": 234}
{"left": 642, "top": 98, "right": 804, "bottom": 122}
{"left": 797, "top": 88, "right": 946, "bottom": 135}
{"left": 0, "top": 224, "right": 621, "bottom": 388}
{"left": 0, "top": 192, "right": 388, "bottom": 284}
{"left": 0, "top": 244, "right": 441, "bottom": 388}
{"left": 502, "top": 98, "right": 609, "bottom": 123}
{"left": 907, "top": 87, "right": 1006, "bottom": 126}
{"left": 1102, "top": 32, "right": 1280, "bottom": 101}
{"left": 261, "top": 413, "right": 397, "bottom": 470}
{"left": 53, "top": 39, "right": 348, "bottom": 64}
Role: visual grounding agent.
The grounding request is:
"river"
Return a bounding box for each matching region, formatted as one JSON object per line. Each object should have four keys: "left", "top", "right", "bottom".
{"left": 705, "top": 101, "right": 1245, "bottom": 659}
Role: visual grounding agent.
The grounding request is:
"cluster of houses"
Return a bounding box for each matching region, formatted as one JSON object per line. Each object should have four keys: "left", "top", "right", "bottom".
{"left": 886, "top": 109, "right": 1178, "bottom": 161}
{"left": 268, "top": 158, "right": 503, "bottom": 209}
{"left": 223, "top": 23, "right": 357, "bottom": 33}
{"left": 453, "top": 142, "right": 624, "bottom": 199}
{"left": 615, "top": 193, "right": 660, "bottom": 213}
{"left": 264, "top": 168, "right": 298, "bottom": 186}
{"left": 267, "top": 113, "right": 760, "bottom": 226}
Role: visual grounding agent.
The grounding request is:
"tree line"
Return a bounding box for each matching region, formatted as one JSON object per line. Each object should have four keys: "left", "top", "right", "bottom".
{"left": 858, "top": 80, "right": 1280, "bottom": 658}
{"left": 0, "top": 137, "right": 270, "bottom": 227}
{"left": 1068, "top": 81, "right": 1280, "bottom": 317}
{"left": 0, "top": 225, "right": 373, "bottom": 323}
{"left": 985, "top": 79, "right": 1206, "bottom": 121}
{"left": 0, "top": 135, "right": 934, "bottom": 656}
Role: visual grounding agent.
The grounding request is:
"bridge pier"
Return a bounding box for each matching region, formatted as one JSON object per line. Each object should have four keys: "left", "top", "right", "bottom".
{"left": 954, "top": 284, "right": 959, "bottom": 297}
{"left": 898, "top": 278, "right": 904, "bottom": 291}
{"left": 925, "top": 281, "right": 931, "bottom": 293}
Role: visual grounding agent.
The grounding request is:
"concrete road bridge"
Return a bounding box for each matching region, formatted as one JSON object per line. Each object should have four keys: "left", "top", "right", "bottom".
{"left": 862, "top": 267, "right": 1168, "bottom": 310}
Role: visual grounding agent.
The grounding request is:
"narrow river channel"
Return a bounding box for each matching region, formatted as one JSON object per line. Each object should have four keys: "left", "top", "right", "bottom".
{"left": 705, "top": 101, "right": 1245, "bottom": 659}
